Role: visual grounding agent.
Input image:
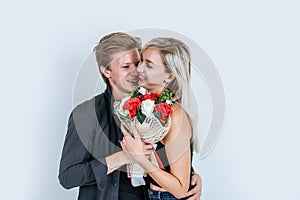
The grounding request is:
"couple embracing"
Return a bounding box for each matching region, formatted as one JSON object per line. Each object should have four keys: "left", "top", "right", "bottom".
{"left": 59, "top": 32, "right": 202, "bottom": 200}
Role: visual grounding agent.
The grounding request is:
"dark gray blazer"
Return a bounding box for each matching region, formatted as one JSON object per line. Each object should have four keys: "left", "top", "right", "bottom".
{"left": 58, "top": 85, "right": 138, "bottom": 199}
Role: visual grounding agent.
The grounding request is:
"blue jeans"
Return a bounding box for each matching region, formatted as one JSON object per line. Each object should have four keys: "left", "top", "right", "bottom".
{"left": 119, "top": 191, "right": 146, "bottom": 200}
{"left": 148, "top": 188, "right": 187, "bottom": 200}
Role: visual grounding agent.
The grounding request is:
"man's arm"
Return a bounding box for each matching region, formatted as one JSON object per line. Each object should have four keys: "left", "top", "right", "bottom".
{"left": 58, "top": 112, "right": 108, "bottom": 189}
{"left": 59, "top": 108, "right": 135, "bottom": 190}
{"left": 105, "top": 151, "right": 130, "bottom": 174}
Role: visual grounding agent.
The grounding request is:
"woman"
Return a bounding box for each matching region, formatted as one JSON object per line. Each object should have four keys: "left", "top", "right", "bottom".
{"left": 120, "top": 37, "right": 197, "bottom": 200}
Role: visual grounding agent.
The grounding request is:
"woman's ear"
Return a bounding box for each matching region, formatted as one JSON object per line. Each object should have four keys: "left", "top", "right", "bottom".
{"left": 165, "top": 74, "right": 175, "bottom": 83}
{"left": 100, "top": 66, "right": 111, "bottom": 79}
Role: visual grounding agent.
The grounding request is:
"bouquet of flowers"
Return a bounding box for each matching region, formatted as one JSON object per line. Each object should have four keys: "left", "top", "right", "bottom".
{"left": 114, "top": 86, "right": 173, "bottom": 186}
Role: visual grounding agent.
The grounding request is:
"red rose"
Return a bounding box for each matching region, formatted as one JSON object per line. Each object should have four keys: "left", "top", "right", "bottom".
{"left": 154, "top": 103, "right": 173, "bottom": 123}
{"left": 122, "top": 98, "right": 141, "bottom": 118}
{"left": 140, "top": 93, "right": 159, "bottom": 101}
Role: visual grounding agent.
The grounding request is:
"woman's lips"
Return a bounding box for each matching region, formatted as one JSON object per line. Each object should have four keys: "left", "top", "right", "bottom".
{"left": 139, "top": 75, "right": 145, "bottom": 81}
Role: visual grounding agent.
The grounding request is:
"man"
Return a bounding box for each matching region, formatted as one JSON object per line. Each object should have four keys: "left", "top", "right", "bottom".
{"left": 58, "top": 32, "right": 202, "bottom": 199}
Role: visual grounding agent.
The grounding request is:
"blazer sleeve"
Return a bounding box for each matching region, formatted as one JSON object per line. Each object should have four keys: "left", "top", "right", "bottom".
{"left": 58, "top": 112, "right": 108, "bottom": 190}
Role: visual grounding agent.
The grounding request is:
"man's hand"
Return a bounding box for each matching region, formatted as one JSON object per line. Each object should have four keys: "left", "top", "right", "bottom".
{"left": 186, "top": 172, "right": 202, "bottom": 200}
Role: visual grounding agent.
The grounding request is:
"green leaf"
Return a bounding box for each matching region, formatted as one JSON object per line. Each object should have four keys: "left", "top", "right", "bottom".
{"left": 136, "top": 113, "right": 146, "bottom": 123}
{"left": 130, "top": 86, "right": 140, "bottom": 98}
{"left": 153, "top": 112, "right": 161, "bottom": 120}
{"left": 156, "top": 88, "right": 173, "bottom": 103}
{"left": 119, "top": 114, "right": 133, "bottom": 124}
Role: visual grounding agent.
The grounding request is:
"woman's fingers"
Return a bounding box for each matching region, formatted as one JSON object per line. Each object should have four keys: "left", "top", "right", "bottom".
{"left": 144, "top": 143, "right": 154, "bottom": 155}
{"left": 120, "top": 139, "right": 127, "bottom": 151}
{"left": 145, "top": 143, "right": 154, "bottom": 151}
{"left": 121, "top": 124, "right": 131, "bottom": 137}
{"left": 130, "top": 122, "right": 140, "bottom": 140}
{"left": 121, "top": 123, "right": 154, "bottom": 158}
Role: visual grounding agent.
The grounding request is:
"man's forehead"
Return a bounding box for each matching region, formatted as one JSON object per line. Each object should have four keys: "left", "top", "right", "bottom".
{"left": 113, "top": 49, "right": 140, "bottom": 64}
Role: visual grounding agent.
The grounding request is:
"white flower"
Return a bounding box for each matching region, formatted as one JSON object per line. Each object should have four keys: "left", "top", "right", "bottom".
{"left": 141, "top": 99, "right": 155, "bottom": 117}
{"left": 138, "top": 87, "right": 147, "bottom": 95}
{"left": 166, "top": 100, "right": 173, "bottom": 105}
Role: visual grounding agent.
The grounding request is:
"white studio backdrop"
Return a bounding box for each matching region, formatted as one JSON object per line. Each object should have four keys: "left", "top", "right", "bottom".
{"left": 0, "top": 0, "right": 299, "bottom": 200}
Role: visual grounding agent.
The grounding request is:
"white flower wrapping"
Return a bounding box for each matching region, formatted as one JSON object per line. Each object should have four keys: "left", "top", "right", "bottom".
{"left": 113, "top": 95, "right": 172, "bottom": 187}
{"left": 138, "top": 87, "right": 147, "bottom": 95}
{"left": 113, "top": 98, "right": 171, "bottom": 143}
{"left": 119, "top": 96, "right": 130, "bottom": 116}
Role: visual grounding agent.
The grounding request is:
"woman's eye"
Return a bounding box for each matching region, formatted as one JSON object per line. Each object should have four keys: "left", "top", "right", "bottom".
{"left": 121, "top": 65, "right": 129, "bottom": 68}
{"left": 146, "top": 64, "right": 152, "bottom": 69}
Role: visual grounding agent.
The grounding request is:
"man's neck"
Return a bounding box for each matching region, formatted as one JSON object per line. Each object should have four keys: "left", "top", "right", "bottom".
{"left": 112, "top": 90, "right": 129, "bottom": 101}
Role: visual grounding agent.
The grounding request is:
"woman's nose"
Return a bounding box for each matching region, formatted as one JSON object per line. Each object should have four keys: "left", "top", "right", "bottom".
{"left": 137, "top": 62, "right": 144, "bottom": 73}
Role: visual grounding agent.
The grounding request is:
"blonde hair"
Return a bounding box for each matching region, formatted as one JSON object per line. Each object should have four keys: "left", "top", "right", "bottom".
{"left": 142, "top": 37, "right": 199, "bottom": 152}
{"left": 94, "top": 32, "right": 141, "bottom": 83}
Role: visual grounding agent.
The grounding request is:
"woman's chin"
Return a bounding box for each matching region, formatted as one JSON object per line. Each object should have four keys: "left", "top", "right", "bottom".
{"left": 138, "top": 81, "right": 147, "bottom": 88}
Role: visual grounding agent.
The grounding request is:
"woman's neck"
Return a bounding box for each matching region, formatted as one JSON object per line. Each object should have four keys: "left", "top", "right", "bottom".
{"left": 147, "top": 85, "right": 166, "bottom": 94}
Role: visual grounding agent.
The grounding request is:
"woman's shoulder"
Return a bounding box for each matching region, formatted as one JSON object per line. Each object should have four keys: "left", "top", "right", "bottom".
{"left": 163, "top": 102, "right": 192, "bottom": 143}
{"left": 171, "top": 102, "right": 188, "bottom": 119}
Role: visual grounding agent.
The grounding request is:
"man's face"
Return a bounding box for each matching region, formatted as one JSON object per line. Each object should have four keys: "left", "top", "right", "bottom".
{"left": 106, "top": 49, "right": 140, "bottom": 100}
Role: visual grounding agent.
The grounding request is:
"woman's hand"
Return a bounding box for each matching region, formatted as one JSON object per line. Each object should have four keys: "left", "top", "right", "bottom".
{"left": 120, "top": 123, "right": 153, "bottom": 162}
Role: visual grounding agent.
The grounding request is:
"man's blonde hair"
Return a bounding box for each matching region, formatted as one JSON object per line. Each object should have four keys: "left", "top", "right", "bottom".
{"left": 94, "top": 32, "right": 141, "bottom": 83}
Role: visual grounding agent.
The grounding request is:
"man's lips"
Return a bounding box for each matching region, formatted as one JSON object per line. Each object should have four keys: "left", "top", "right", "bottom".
{"left": 127, "top": 78, "right": 138, "bottom": 83}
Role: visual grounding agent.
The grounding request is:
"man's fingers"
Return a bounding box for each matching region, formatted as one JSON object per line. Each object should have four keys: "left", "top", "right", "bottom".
{"left": 186, "top": 188, "right": 201, "bottom": 200}
{"left": 186, "top": 187, "right": 200, "bottom": 196}
{"left": 186, "top": 185, "right": 202, "bottom": 200}
{"left": 186, "top": 193, "right": 200, "bottom": 200}
{"left": 190, "top": 177, "right": 196, "bottom": 185}
{"left": 186, "top": 173, "right": 202, "bottom": 200}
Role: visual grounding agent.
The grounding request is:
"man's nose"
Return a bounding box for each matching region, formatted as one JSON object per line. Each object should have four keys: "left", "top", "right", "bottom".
{"left": 130, "top": 65, "right": 138, "bottom": 75}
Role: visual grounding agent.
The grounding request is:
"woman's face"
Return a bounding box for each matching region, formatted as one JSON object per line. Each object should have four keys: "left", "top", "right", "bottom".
{"left": 138, "top": 47, "right": 172, "bottom": 93}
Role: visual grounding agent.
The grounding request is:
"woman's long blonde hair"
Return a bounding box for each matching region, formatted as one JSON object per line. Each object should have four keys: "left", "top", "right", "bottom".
{"left": 142, "top": 38, "right": 199, "bottom": 152}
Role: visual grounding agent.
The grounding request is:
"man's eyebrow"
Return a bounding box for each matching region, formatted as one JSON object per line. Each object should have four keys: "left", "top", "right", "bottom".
{"left": 121, "top": 60, "right": 140, "bottom": 65}
{"left": 120, "top": 62, "right": 132, "bottom": 65}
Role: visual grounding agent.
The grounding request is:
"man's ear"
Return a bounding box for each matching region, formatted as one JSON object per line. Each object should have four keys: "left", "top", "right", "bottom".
{"left": 100, "top": 66, "right": 111, "bottom": 79}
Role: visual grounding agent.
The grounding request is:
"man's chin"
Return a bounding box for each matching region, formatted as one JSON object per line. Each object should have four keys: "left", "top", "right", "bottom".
{"left": 126, "top": 82, "right": 138, "bottom": 91}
